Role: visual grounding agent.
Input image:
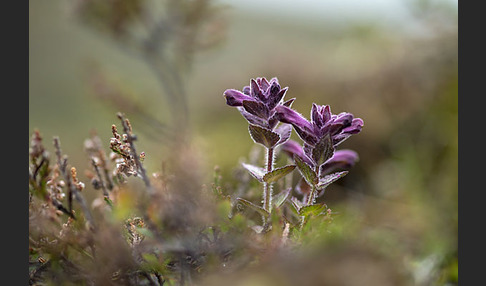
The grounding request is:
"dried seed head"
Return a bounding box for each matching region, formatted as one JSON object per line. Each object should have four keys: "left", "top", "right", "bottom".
{"left": 71, "top": 167, "right": 78, "bottom": 182}
{"left": 124, "top": 118, "right": 132, "bottom": 133}
{"left": 111, "top": 124, "right": 119, "bottom": 138}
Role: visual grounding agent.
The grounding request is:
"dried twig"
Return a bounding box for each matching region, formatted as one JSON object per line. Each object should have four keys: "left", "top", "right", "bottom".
{"left": 53, "top": 137, "right": 96, "bottom": 229}
{"left": 117, "top": 112, "right": 152, "bottom": 190}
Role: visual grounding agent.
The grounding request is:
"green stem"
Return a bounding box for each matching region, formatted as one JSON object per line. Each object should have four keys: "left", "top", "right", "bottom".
{"left": 305, "top": 165, "right": 320, "bottom": 206}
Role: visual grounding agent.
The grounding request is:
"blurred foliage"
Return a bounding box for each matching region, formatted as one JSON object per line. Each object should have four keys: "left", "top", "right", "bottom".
{"left": 30, "top": 0, "right": 457, "bottom": 285}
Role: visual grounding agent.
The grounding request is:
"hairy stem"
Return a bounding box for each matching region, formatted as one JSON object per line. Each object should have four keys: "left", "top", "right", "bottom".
{"left": 262, "top": 147, "right": 274, "bottom": 214}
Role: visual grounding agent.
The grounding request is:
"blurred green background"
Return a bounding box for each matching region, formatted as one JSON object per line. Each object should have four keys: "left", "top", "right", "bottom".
{"left": 30, "top": 0, "right": 457, "bottom": 284}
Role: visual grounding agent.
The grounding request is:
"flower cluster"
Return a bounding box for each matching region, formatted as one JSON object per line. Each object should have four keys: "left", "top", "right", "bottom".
{"left": 224, "top": 76, "right": 364, "bottom": 208}
{"left": 224, "top": 77, "right": 293, "bottom": 130}
{"left": 275, "top": 103, "right": 363, "bottom": 171}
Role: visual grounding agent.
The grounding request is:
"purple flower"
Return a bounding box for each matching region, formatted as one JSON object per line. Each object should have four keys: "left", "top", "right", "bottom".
{"left": 281, "top": 139, "right": 313, "bottom": 166}
{"left": 320, "top": 149, "right": 359, "bottom": 175}
{"left": 275, "top": 103, "right": 363, "bottom": 147}
{"left": 224, "top": 77, "right": 292, "bottom": 130}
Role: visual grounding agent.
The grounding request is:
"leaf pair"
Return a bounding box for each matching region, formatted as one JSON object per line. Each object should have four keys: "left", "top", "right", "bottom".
{"left": 235, "top": 187, "right": 292, "bottom": 218}
{"left": 248, "top": 124, "right": 291, "bottom": 149}
{"left": 242, "top": 163, "right": 295, "bottom": 183}
{"left": 289, "top": 197, "right": 328, "bottom": 223}
{"left": 294, "top": 154, "right": 348, "bottom": 190}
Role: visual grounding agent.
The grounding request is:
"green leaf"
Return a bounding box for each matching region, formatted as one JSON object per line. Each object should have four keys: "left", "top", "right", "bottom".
{"left": 272, "top": 187, "right": 292, "bottom": 208}
{"left": 312, "top": 134, "right": 334, "bottom": 166}
{"left": 104, "top": 196, "right": 114, "bottom": 208}
{"left": 248, "top": 124, "right": 280, "bottom": 148}
{"left": 298, "top": 203, "right": 328, "bottom": 217}
{"left": 290, "top": 196, "right": 304, "bottom": 213}
{"left": 235, "top": 198, "right": 269, "bottom": 218}
{"left": 241, "top": 163, "right": 265, "bottom": 182}
{"left": 316, "top": 171, "right": 348, "bottom": 190}
{"left": 263, "top": 165, "right": 296, "bottom": 183}
{"left": 294, "top": 155, "right": 318, "bottom": 186}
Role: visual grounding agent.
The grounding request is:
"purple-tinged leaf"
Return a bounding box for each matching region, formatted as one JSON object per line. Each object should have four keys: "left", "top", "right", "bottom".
{"left": 294, "top": 154, "right": 318, "bottom": 186}
{"left": 241, "top": 163, "right": 265, "bottom": 182}
{"left": 250, "top": 79, "right": 266, "bottom": 102}
{"left": 243, "top": 100, "right": 269, "bottom": 119}
{"left": 238, "top": 107, "right": 268, "bottom": 129}
{"left": 316, "top": 171, "right": 348, "bottom": 190}
{"left": 248, "top": 124, "right": 280, "bottom": 148}
{"left": 257, "top": 77, "right": 270, "bottom": 92}
{"left": 263, "top": 165, "right": 296, "bottom": 183}
{"left": 282, "top": 98, "right": 296, "bottom": 108}
{"left": 293, "top": 125, "right": 318, "bottom": 146}
{"left": 267, "top": 86, "right": 287, "bottom": 110}
{"left": 312, "top": 134, "right": 334, "bottom": 167}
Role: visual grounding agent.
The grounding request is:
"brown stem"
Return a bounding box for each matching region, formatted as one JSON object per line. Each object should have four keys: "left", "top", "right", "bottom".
{"left": 91, "top": 158, "right": 110, "bottom": 199}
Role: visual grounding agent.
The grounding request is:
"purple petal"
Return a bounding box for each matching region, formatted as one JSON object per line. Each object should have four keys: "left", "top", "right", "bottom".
{"left": 224, "top": 89, "right": 254, "bottom": 106}
{"left": 320, "top": 149, "right": 359, "bottom": 175}
{"left": 268, "top": 77, "right": 279, "bottom": 85}
{"left": 275, "top": 105, "right": 318, "bottom": 145}
{"left": 281, "top": 140, "right": 313, "bottom": 165}
{"left": 342, "top": 118, "right": 364, "bottom": 134}
{"left": 334, "top": 113, "right": 354, "bottom": 127}
{"left": 242, "top": 86, "right": 251, "bottom": 95}
{"left": 322, "top": 105, "right": 331, "bottom": 124}
{"left": 321, "top": 113, "right": 354, "bottom": 137}
{"left": 274, "top": 105, "right": 314, "bottom": 134}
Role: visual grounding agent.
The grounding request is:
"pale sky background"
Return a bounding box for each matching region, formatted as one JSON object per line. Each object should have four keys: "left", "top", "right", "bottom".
{"left": 219, "top": 0, "right": 458, "bottom": 26}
